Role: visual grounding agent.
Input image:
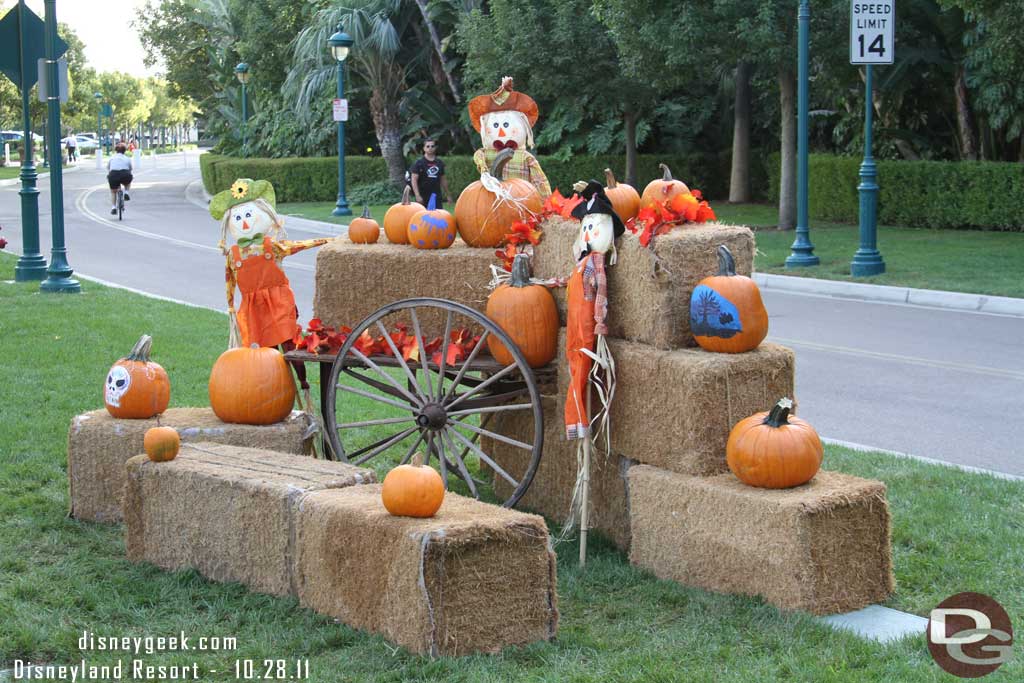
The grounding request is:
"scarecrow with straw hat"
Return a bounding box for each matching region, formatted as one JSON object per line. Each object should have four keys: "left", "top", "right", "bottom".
{"left": 469, "top": 76, "right": 551, "bottom": 200}
{"left": 210, "top": 178, "right": 332, "bottom": 351}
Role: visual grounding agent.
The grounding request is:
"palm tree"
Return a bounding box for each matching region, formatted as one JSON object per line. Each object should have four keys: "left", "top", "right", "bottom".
{"left": 288, "top": 0, "right": 419, "bottom": 187}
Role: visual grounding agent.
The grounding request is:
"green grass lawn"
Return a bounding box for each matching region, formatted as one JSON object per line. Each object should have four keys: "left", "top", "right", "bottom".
{"left": 278, "top": 201, "right": 1024, "bottom": 299}
{"left": 2, "top": 251, "right": 1022, "bottom": 681}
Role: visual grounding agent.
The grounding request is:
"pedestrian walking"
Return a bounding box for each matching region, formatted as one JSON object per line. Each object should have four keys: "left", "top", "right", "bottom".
{"left": 409, "top": 138, "right": 452, "bottom": 209}
{"left": 65, "top": 132, "right": 77, "bottom": 163}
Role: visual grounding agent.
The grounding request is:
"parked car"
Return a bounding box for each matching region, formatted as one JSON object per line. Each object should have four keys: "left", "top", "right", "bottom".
{"left": 1, "top": 130, "right": 45, "bottom": 145}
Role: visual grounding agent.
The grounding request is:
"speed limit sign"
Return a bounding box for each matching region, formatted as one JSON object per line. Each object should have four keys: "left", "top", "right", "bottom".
{"left": 851, "top": 2, "right": 895, "bottom": 64}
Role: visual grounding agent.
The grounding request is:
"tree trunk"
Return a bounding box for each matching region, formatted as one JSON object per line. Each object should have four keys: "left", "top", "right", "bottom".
{"left": 954, "top": 65, "right": 978, "bottom": 161}
{"left": 623, "top": 109, "right": 638, "bottom": 187}
{"left": 729, "top": 62, "right": 752, "bottom": 203}
{"left": 777, "top": 69, "right": 797, "bottom": 230}
{"left": 412, "top": 0, "right": 462, "bottom": 104}
{"left": 371, "top": 90, "right": 408, "bottom": 188}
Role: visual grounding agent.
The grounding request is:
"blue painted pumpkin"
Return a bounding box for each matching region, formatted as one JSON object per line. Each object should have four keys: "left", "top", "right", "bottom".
{"left": 407, "top": 194, "right": 457, "bottom": 250}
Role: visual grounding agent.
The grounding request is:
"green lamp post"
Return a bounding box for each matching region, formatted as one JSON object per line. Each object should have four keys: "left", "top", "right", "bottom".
{"left": 785, "top": 0, "right": 820, "bottom": 268}
{"left": 93, "top": 91, "right": 102, "bottom": 158}
{"left": 234, "top": 62, "right": 250, "bottom": 157}
{"left": 14, "top": 0, "right": 46, "bottom": 281}
{"left": 850, "top": 64, "right": 886, "bottom": 276}
{"left": 328, "top": 27, "right": 353, "bottom": 216}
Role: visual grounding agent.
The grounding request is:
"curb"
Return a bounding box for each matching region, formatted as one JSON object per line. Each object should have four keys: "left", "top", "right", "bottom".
{"left": 753, "top": 272, "right": 1024, "bottom": 317}
{"left": 0, "top": 163, "right": 82, "bottom": 187}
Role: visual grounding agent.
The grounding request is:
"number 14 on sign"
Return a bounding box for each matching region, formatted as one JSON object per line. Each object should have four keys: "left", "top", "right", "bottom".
{"left": 851, "top": 2, "right": 895, "bottom": 64}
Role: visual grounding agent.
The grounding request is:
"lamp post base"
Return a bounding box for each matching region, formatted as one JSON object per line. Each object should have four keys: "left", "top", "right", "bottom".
{"left": 332, "top": 202, "right": 352, "bottom": 217}
{"left": 850, "top": 250, "right": 885, "bottom": 277}
{"left": 39, "top": 276, "right": 81, "bottom": 293}
{"left": 15, "top": 255, "right": 48, "bottom": 282}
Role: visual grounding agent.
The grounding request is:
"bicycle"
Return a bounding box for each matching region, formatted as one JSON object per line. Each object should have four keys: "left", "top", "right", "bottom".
{"left": 116, "top": 186, "right": 125, "bottom": 220}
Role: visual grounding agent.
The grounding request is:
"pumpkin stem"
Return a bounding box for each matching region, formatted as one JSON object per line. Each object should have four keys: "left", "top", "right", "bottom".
{"left": 401, "top": 185, "right": 412, "bottom": 205}
{"left": 716, "top": 245, "right": 737, "bottom": 276}
{"left": 126, "top": 334, "right": 153, "bottom": 362}
{"left": 411, "top": 452, "right": 425, "bottom": 467}
{"left": 604, "top": 168, "right": 618, "bottom": 189}
{"left": 361, "top": 205, "right": 371, "bottom": 219}
{"left": 763, "top": 397, "right": 794, "bottom": 428}
{"left": 659, "top": 163, "right": 673, "bottom": 181}
{"left": 490, "top": 147, "right": 515, "bottom": 180}
{"left": 427, "top": 193, "right": 438, "bottom": 211}
{"left": 509, "top": 253, "right": 532, "bottom": 287}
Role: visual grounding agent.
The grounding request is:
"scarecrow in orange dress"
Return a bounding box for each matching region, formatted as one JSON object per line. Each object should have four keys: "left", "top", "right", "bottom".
{"left": 209, "top": 179, "right": 330, "bottom": 386}
{"left": 469, "top": 76, "right": 552, "bottom": 200}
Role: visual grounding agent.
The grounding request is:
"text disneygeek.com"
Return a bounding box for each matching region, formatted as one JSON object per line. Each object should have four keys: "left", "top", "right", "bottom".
{"left": 9, "top": 631, "right": 311, "bottom": 680}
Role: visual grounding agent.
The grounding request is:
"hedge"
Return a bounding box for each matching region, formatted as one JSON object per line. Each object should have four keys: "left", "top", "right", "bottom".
{"left": 199, "top": 151, "right": 756, "bottom": 204}
{"left": 766, "top": 154, "right": 1024, "bottom": 231}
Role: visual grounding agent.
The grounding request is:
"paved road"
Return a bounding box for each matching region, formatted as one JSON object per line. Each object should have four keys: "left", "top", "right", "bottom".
{"left": 3, "top": 153, "right": 1022, "bottom": 475}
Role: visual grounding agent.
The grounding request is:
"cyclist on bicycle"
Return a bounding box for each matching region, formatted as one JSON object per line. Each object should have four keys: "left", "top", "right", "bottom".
{"left": 106, "top": 142, "right": 133, "bottom": 215}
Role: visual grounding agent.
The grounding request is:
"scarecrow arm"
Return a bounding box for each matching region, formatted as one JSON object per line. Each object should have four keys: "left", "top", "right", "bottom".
{"left": 224, "top": 262, "right": 237, "bottom": 310}
{"left": 525, "top": 153, "right": 552, "bottom": 200}
{"left": 272, "top": 238, "right": 330, "bottom": 258}
{"left": 473, "top": 148, "right": 489, "bottom": 174}
{"left": 590, "top": 252, "right": 609, "bottom": 336}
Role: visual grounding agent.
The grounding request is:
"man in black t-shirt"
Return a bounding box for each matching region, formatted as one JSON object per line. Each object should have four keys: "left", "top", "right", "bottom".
{"left": 409, "top": 138, "right": 452, "bottom": 209}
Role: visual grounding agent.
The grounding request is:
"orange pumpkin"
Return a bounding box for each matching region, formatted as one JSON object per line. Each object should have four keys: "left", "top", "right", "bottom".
{"left": 727, "top": 397, "right": 822, "bottom": 488}
{"left": 486, "top": 253, "right": 559, "bottom": 367}
{"left": 407, "top": 194, "right": 457, "bottom": 249}
{"left": 383, "top": 186, "right": 424, "bottom": 244}
{"left": 641, "top": 162, "right": 690, "bottom": 208}
{"left": 144, "top": 426, "right": 180, "bottom": 462}
{"left": 690, "top": 245, "right": 768, "bottom": 353}
{"left": 455, "top": 148, "right": 542, "bottom": 248}
{"left": 381, "top": 452, "right": 445, "bottom": 517}
{"left": 348, "top": 205, "right": 380, "bottom": 243}
{"left": 104, "top": 334, "right": 171, "bottom": 419}
{"left": 208, "top": 344, "right": 296, "bottom": 425}
{"left": 603, "top": 168, "right": 640, "bottom": 223}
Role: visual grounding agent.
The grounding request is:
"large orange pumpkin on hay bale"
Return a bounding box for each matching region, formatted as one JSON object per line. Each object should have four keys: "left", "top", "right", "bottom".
{"left": 603, "top": 168, "right": 640, "bottom": 223}
{"left": 407, "top": 194, "right": 457, "bottom": 249}
{"left": 104, "top": 334, "right": 171, "bottom": 419}
{"left": 455, "top": 148, "right": 542, "bottom": 248}
{"left": 641, "top": 162, "right": 690, "bottom": 209}
{"left": 381, "top": 453, "right": 445, "bottom": 517}
{"left": 726, "top": 397, "right": 822, "bottom": 489}
{"left": 690, "top": 245, "right": 768, "bottom": 353}
{"left": 383, "top": 186, "right": 424, "bottom": 244}
{"left": 486, "top": 253, "right": 559, "bottom": 368}
{"left": 209, "top": 344, "right": 296, "bottom": 425}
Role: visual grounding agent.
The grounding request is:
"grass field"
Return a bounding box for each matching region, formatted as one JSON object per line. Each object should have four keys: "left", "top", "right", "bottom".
{"left": 2, "top": 252, "right": 1022, "bottom": 681}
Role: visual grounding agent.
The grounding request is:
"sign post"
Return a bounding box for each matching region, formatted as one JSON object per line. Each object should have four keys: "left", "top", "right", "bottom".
{"left": 849, "top": 1, "right": 894, "bottom": 277}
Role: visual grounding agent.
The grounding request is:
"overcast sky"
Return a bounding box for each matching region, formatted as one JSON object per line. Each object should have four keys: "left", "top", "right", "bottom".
{"left": 18, "top": 0, "right": 163, "bottom": 77}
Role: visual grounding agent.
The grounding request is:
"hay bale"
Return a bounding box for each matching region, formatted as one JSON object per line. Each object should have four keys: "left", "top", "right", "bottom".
{"left": 68, "top": 408, "right": 315, "bottom": 523}
{"left": 313, "top": 238, "right": 496, "bottom": 333}
{"left": 294, "top": 484, "right": 558, "bottom": 657}
{"left": 628, "top": 466, "right": 894, "bottom": 615}
{"left": 557, "top": 332, "right": 794, "bottom": 475}
{"left": 485, "top": 396, "right": 634, "bottom": 550}
{"left": 124, "top": 443, "right": 374, "bottom": 597}
{"left": 533, "top": 216, "right": 755, "bottom": 349}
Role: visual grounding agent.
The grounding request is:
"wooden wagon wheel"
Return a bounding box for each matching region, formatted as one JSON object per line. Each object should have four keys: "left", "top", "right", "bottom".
{"left": 323, "top": 298, "right": 544, "bottom": 508}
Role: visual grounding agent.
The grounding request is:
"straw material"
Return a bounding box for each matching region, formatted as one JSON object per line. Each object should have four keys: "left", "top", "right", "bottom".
{"left": 533, "top": 217, "right": 755, "bottom": 349}
{"left": 313, "top": 238, "right": 496, "bottom": 332}
{"left": 628, "top": 466, "right": 894, "bottom": 615}
{"left": 294, "top": 484, "right": 558, "bottom": 657}
{"left": 124, "top": 443, "right": 374, "bottom": 597}
{"left": 485, "top": 396, "right": 634, "bottom": 550}
{"left": 68, "top": 408, "right": 315, "bottom": 523}
{"left": 557, "top": 332, "right": 794, "bottom": 475}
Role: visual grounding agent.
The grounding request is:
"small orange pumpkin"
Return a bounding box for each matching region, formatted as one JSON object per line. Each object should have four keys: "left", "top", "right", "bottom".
{"left": 690, "top": 245, "right": 768, "bottom": 353}
{"left": 348, "top": 205, "right": 380, "bottom": 243}
{"left": 727, "top": 397, "right": 822, "bottom": 488}
{"left": 641, "top": 162, "right": 690, "bottom": 209}
{"left": 455, "top": 148, "right": 542, "bottom": 248}
{"left": 104, "top": 334, "right": 171, "bottom": 419}
{"left": 603, "top": 168, "right": 640, "bottom": 223}
{"left": 208, "top": 344, "right": 296, "bottom": 425}
{"left": 486, "top": 253, "right": 559, "bottom": 367}
{"left": 381, "top": 452, "right": 445, "bottom": 517}
{"left": 407, "top": 194, "right": 457, "bottom": 249}
{"left": 144, "top": 426, "right": 180, "bottom": 462}
{"left": 383, "top": 186, "right": 424, "bottom": 244}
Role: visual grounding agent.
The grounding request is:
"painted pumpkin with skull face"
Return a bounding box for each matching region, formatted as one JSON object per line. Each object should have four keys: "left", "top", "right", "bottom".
{"left": 105, "top": 334, "right": 171, "bottom": 419}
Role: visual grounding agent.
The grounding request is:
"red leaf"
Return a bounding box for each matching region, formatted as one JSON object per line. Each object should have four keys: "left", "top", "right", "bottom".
{"left": 696, "top": 202, "right": 716, "bottom": 222}
{"left": 559, "top": 194, "right": 584, "bottom": 219}
{"left": 307, "top": 317, "right": 324, "bottom": 332}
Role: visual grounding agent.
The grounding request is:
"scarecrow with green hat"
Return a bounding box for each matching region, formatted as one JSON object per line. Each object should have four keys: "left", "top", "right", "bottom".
{"left": 210, "top": 178, "right": 332, "bottom": 349}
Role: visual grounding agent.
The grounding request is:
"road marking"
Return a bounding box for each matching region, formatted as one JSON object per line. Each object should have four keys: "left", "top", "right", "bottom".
{"left": 771, "top": 336, "right": 1024, "bottom": 381}
{"left": 74, "top": 185, "right": 314, "bottom": 272}
{"left": 822, "top": 437, "right": 1024, "bottom": 481}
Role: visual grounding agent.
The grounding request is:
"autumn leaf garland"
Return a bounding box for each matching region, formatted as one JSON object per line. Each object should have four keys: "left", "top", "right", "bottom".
{"left": 292, "top": 318, "right": 481, "bottom": 366}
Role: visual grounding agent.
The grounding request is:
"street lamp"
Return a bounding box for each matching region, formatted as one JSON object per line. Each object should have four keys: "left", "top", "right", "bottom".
{"left": 94, "top": 92, "right": 103, "bottom": 161}
{"left": 234, "top": 62, "right": 250, "bottom": 157}
{"left": 785, "top": 0, "right": 820, "bottom": 268}
{"left": 328, "top": 28, "right": 353, "bottom": 216}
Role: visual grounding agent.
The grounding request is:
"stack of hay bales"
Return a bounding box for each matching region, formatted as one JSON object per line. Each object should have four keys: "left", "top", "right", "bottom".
{"left": 485, "top": 216, "right": 894, "bottom": 615}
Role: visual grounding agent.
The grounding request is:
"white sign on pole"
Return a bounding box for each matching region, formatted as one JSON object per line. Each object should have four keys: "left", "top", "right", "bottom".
{"left": 36, "top": 57, "right": 69, "bottom": 103}
{"left": 850, "top": 2, "right": 895, "bottom": 64}
{"left": 332, "top": 98, "right": 349, "bottom": 122}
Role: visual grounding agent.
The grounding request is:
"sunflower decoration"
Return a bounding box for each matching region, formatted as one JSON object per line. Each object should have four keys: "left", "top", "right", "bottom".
{"left": 230, "top": 180, "right": 249, "bottom": 200}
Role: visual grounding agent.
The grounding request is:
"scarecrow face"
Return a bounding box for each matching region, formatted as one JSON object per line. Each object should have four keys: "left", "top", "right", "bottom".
{"left": 228, "top": 200, "right": 275, "bottom": 240}
{"left": 480, "top": 111, "right": 528, "bottom": 150}
{"left": 579, "top": 213, "right": 614, "bottom": 255}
